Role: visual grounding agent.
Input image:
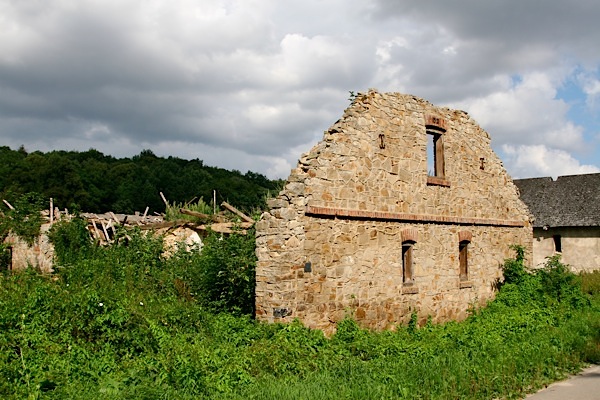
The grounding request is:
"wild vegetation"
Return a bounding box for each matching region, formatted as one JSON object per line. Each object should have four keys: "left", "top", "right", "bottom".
{"left": 0, "top": 192, "right": 47, "bottom": 272}
{"left": 0, "top": 145, "right": 282, "bottom": 214}
{"left": 1, "top": 216, "right": 599, "bottom": 398}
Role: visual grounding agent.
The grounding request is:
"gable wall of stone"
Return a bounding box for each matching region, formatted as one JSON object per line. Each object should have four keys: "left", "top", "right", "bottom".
{"left": 255, "top": 91, "right": 532, "bottom": 334}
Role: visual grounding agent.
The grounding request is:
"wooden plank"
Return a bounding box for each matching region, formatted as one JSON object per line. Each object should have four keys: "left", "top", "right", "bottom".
{"left": 179, "top": 208, "right": 215, "bottom": 222}
{"left": 91, "top": 220, "right": 101, "bottom": 240}
{"left": 109, "top": 212, "right": 120, "bottom": 224}
{"left": 100, "top": 220, "right": 110, "bottom": 243}
{"left": 160, "top": 192, "right": 169, "bottom": 207}
{"left": 139, "top": 220, "right": 182, "bottom": 230}
{"left": 197, "top": 222, "right": 251, "bottom": 235}
{"left": 221, "top": 201, "right": 254, "bottom": 223}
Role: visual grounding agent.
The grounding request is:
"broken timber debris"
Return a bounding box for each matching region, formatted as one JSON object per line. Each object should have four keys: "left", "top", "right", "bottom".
{"left": 221, "top": 201, "right": 254, "bottom": 223}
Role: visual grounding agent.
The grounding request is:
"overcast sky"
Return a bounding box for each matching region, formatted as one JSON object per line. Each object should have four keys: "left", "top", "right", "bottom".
{"left": 1, "top": 0, "right": 600, "bottom": 179}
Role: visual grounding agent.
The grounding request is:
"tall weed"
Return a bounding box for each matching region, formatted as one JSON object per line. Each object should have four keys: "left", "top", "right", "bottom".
{"left": 164, "top": 197, "right": 213, "bottom": 222}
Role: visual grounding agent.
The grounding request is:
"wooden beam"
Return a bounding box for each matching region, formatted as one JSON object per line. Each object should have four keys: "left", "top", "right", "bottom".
{"left": 109, "top": 212, "right": 120, "bottom": 225}
{"left": 91, "top": 220, "right": 101, "bottom": 240}
{"left": 197, "top": 222, "right": 253, "bottom": 235}
{"left": 138, "top": 220, "right": 185, "bottom": 230}
{"left": 100, "top": 220, "right": 111, "bottom": 243}
{"left": 221, "top": 201, "right": 254, "bottom": 223}
{"left": 179, "top": 208, "right": 213, "bottom": 221}
{"left": 160, "top": 192, "right": 169, "bottom": 207}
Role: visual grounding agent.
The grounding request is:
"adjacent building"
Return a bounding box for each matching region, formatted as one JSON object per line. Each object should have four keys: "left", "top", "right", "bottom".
{"left": 514, "top": 174, "right": 600, "bottom": 272}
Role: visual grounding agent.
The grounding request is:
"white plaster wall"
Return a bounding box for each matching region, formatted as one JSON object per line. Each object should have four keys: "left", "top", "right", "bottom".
{"left": 533, "top": 227, "right": 600, "bottom": 272}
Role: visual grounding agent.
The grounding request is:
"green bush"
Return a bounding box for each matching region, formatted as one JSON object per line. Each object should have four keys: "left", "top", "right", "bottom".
{"left": 537, "top": 255, "right": 589, "bottom": 309}
{"left": 501, "top": 244, "right": 527, "bottom": 285}
{"left": 0, "top": 230, "right": 599, "bottom": 399}
{"left": 47, "top": 216, "right": 95, "bottom": 265}
{"left": 0, "top": 192, "right": 45, "bottom": 245}
{"left": 581, "top": 270, "right": 600, "bottom": 296}
{"left": 168, "top": 228, "right": 257, "bottom": 315}
{"left": 498, "top": 247, "right": 589, "bottom": 310}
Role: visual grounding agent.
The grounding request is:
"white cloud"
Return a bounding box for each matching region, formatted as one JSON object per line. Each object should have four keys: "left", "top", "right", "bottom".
{"left": 502, "top": 144, "right": 600, "bottom": 179}
{"left": 452, "top": 72, "right": 587, "bottom": 152}
{"left": 583, "top": 79, "right": 600, "bottom": 97}
{"left": 1, "top": 0, "right": 600, "bottom": 180}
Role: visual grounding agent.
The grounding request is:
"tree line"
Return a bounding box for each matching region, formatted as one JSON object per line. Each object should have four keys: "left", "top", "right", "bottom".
{"left": 0, "top": 146, "right": 284, "bottom": 214}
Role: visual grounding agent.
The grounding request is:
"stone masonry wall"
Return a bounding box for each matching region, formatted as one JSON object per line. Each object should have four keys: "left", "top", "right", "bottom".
{"left": 255, "top": 90, "right": 533, "bottom": 334}
{"left": 4, "top": 223, "right": 54, "bottom": 273}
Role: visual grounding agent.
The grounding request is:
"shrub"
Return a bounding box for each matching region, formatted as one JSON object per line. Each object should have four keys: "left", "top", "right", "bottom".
{"left": 501, "top": 244, "right": 527, "bottom": 285}
{"left": 48, "top": 216, "right": 94, "bottom": 265}
{"left": 581, "top": 270, "right": 600, "bottom": 296}
{"left": 498, "top": 247, "right": 589, "bottom": 310}
{"left": 170, "top": 228, "right": 257, "bottom": 315}
{"left": 0, "top": 192, "right": 45, "bottom": 245}
{"left": 1, "top": 228, "right": 599, "bottom": 398}
{"left": 537, "top": 255, "right": 589, "bottom": 309}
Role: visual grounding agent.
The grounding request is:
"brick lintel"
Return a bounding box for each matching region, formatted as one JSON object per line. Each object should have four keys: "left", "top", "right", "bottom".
{"left": 305, "top": 206, "right": 526, "bottom": 227}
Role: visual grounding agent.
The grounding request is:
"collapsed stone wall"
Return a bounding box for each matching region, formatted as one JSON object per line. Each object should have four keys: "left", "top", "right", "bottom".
{"left": 255, "top": 90, "right": 532, "bottom": 334}
{"left": 4, "top": 223, "right": 54, "bottom": 273}
{"left": 3, "top": 223, "right": 203, "bottom": 273}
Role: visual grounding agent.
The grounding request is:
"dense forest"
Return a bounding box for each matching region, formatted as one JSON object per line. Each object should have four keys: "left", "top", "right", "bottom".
{"left": 0, "top": 146, "right": 283, "bottom": 214}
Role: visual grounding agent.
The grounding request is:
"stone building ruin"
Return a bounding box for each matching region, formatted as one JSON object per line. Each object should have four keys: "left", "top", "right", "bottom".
{"left": 255, "top": 90, "right": 533, "bottom": 334}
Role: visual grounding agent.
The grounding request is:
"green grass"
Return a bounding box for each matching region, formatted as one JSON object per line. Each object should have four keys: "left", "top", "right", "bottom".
{"left": 0, "top": 225, "right": 599, "bottom": 399}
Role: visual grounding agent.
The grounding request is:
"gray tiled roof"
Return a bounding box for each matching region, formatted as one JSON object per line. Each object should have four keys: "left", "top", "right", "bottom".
{"left": 514, "top": 173, "right": 600, "bottom": 228}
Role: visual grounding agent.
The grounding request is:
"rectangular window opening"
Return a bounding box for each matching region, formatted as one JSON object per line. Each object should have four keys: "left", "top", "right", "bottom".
{"left": 459, "top": 241, "right": 469, "bottom": 281}
{"left": 0, "top": 245, "right": 12, "bottom": 271}
{"left": 402, "top": 242, "right": 414, "bottom": 286}
{"left": 426, "top": 126, "right": 449, "bottom": 187}
{"left": 426, "top": 130, "right": 444, "bottom": 178}
{"left": 553, "top": 235, "right": 562, "bottom": 253}
{"left": 427, "top": 133, "right": 436, "bottom": 177}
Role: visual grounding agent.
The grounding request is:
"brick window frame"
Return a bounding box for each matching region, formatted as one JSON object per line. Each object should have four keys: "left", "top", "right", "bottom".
{"left": 401, "top": 228, "right": 419, "bottom": 294}
{"left": 459, "top": 241, "right": 469, "bottom": 279}
{"left": 402, "top": 242, "right": 415, "bottom": 285}
{"left": 425, "top": 114, "right": 450, "bottom": 187}
{"left": 458, "top": 230, "right": 473, "bottom": 288}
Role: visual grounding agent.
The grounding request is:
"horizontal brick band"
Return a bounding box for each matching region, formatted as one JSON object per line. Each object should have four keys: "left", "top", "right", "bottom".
{"left": 305, "top": 206, "right": 526, "bottom": 227}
